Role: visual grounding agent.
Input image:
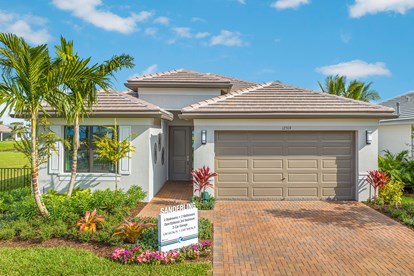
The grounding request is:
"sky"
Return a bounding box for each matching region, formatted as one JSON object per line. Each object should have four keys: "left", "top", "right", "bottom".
{"left": 1, "top": 0, "right": 414, "bottom": 124}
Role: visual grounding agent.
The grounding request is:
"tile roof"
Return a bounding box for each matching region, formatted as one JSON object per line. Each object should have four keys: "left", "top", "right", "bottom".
{"left": 42, "top": 89, "right": 173, "bottom": 120}
{"left": 127, "top": 69, "right": 231, "bottom": 84}
{"left": 0, "top": 124, "right": 11, "bottom": 133}
{"left": 181, "top": 82, "right": 395, "bottom": 117}
{"left": 206, "top": 73, "right": 257, "bottom": 92}
{"left": 380, "top": 91, "right": 414, "bottom": 122}
{"left": 126, "top": 69, "right": 258, "bottom": 92}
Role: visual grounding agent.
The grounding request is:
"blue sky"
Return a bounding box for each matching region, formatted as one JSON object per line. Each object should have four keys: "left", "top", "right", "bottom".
{"left": 1, "top": 0, "right": 414, "bottom": 123}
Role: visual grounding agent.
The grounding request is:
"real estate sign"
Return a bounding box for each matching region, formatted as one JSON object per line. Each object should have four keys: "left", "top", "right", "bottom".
{"left": 158, "top": 203, "right": 198, "bottom": 252}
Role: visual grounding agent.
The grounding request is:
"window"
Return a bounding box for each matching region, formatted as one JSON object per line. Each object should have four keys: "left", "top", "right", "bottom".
{"left": 64, "top": 126, "right": 115, "bottom": 173}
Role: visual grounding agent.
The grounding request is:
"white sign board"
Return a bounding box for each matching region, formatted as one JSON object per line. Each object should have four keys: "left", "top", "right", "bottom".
{"left": 158, "top": 203, "right": 198, "bottom": 252}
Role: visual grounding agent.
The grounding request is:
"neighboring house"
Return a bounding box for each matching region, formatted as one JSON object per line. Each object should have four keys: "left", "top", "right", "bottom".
{"left": 39, "top": 69, "right": 395, "bottom": 202}
{"left": 379, "top": 92, "right": 414, "bottom": 156}
{"left": 0, "top": 124, "right": 11, "bottom": 141}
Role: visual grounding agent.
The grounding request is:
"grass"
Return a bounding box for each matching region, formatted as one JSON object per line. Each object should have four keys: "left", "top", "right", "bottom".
{"left": 0, "top": 247, "right": 211, "bottom": 276}
{"left": 0, "top": 141, "right": 16, "bottom": 151}
{"left": 0, "top": 141, "right": 30, "bottom": 169}
{"left": 0, "top": 151, "right": 30, "bottom": 168}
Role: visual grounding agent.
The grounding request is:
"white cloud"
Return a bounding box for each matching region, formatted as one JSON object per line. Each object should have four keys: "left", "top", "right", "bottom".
{"left": 0, "top": 10, "right": 51, "bottom": 44}
{"left": 144, "top": 27, "right": 157, "bottom": 37}
{"left": 141, "top": 64, "right": 158, "bottom": 75}
{"left": 195, "top": 32, "right": 210, "bottom": 39}
{"left": 210, "top": 30, "right": 246, "bottom": 47}
{"left": 52, "top": 0, "right": 153, "bottom": 34}
{"left": 316, "top": 60, "right": 391, "bottom": 78}
{"left": 154, "top": 16, "right": 170, "bottom": 25}
{"left": 172, "top": 27, "right": 192, "bottom": 38}
{"left": 271, "top": 0, "right": 310, "bottom": 10}
{"left": 238, "top": 0, "right": 246, "bottom": 4}
{"left": 349, "top": 0, "right": 414, "bottom": 18}
{"left": 340, "top": 32, "right": 352, "bottom": 43}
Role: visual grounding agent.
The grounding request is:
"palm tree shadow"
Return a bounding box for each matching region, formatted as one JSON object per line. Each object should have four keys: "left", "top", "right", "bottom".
{"left": 264, "top": 202, "right": 397, "bottom": 229}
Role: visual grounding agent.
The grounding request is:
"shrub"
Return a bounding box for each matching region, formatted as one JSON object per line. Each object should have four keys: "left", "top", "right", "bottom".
{"left": 0, "top": 185, "right": 146, "bottom": 244}
{"left": 113, "top": 218, "right": 156, "bottom": 244}
{"left": 379, "top": 180, "right": 404, "bottom": 206}
{"left": 38, "top": 223, "right": 54, "bottom": 242}
{"left": 366, "top": 170, "right": 390, "bottom": 203}
{"left": 0, "top": 224, "right": 15, "bottom": 240}
{"left": 379, "top": 150, "right": 414, "bottom": 189}
{"left": 136, "top": 225, "right": 158, "bottom": 250}
{"left": 192, "top": 195, "right": 216, "bottom": 210}
{"left": 198, "top": 218, "right": 212, "bottom": 240}
{"left": 78, "top": 230, "right": 93, "bottom": 243}
{"left": 192, "top": 166, "right": 217, "bottom": 196}
{"left": 76, "top": 209, "right": 105, "bottom": 232}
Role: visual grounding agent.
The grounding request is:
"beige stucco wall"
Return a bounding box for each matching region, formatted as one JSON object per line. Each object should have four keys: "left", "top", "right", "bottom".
{"left": 38, "top": 117, "right": 168, "bottom": 202}
{"left": 138, "top": 88, "right": 221, "bottom": 110}
{"left": 193, "top": 118, "right": 380, "bottom": 202}
{"left": 378, "top": 123, "right": 412, "bottom": 156}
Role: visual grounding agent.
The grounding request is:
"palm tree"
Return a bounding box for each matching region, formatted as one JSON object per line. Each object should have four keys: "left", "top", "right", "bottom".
{"left": 55, "top": 37, "right": 134, "bottom": 198}
{"left": 0, "top": 33, "right": 102, "bottom": 216}
{"left": 318, "top": 75, "right": 380, "bottom": 102}
{"left": 318, "top": 75, "right": 346, "bottom": 97}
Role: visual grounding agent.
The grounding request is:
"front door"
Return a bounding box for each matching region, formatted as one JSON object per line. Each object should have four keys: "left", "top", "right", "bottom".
{"left": 169, "top": 126, "right": 193, "bottom": 180}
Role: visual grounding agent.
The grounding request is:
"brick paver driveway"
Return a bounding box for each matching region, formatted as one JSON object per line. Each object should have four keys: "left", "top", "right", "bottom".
{"left": 213, "top": 201, "right": 414, "bottom": 275}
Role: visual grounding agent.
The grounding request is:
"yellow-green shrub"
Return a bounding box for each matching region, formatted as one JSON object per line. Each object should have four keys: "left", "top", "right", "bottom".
{"left": 379, "top": 180, "right": 404, "bottom": 206}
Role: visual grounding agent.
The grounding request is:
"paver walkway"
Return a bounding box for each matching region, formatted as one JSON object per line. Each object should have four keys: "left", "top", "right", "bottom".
{"left": 213, "top": 201, "right": 414, "bottom": 275}
{"left": 138, "top": 181, "right": 213, "bottom": 220}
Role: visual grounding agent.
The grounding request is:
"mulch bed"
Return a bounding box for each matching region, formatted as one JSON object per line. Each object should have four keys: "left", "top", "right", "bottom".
{"left": 366, "top": 203, "right": 414, "bottom": 231}
{"left": 128, "top": 202, "right": 148, "bottom": 218}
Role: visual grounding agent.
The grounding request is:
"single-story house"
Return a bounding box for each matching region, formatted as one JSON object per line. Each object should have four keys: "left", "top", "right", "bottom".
{"left": 39, "top": 69, "right": 395, "bottom": 202}
{"left": 0, "top": 124, "right": 11, "bottom": 141}
{"left": 378, "top": 92, "right": 414, "bottom": 156}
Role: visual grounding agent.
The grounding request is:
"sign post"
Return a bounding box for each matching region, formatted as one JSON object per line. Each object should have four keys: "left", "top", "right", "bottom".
{"left": 158, "top": 203, "right": 198, "bottom": 252}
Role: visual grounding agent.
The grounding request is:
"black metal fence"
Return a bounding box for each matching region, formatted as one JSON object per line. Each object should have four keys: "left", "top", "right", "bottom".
{"left": 0, "top": 168, "right": 31, "bottom": 192}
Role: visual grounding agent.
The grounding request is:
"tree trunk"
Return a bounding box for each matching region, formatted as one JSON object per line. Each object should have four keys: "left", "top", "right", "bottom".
{"left": 67, "top": 113, "right": 79, "bottom": 198}
{"left": 115, "top": 161, "right": 118, "bottom": 191}
{"left": 31, "top": 113, "right": 49, "bottom": 216}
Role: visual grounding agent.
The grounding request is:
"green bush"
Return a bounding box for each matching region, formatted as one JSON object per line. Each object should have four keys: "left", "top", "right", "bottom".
{"left": 379, "top": 150, "right": 414, "bottom": 189}
{"left": 192, "top": 195, "right": 216, "bottom": 210}
{"left": 0, "top": 226, "right": 15, "bottom": 240}
{"left": 198, "top": 218, "right": 212, "bottom": 240}
{"left": 379, "top": 180, "right": 404, "bottom": 206}
{"left": 0, "top": 186, "right": 146, "bottom": 244}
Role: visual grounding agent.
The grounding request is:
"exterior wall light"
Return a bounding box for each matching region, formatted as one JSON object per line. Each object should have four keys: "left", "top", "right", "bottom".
{"left": 201, "top": 130, "right": 207, "bottom": 145}
{"left": 366, "top": 130, "right": 373, "bottom": 145}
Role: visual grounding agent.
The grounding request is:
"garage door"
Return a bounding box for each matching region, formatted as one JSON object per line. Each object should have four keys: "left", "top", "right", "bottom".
{"left": 215, "top": 131, "right": 355, "bottom": 200}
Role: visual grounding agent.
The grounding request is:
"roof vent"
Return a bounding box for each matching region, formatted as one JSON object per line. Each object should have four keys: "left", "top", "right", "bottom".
{"left": 396, "top": 102, "right": 400, "bottom": 115}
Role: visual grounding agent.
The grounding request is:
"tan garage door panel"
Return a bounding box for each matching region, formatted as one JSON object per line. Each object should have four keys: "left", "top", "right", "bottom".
{"left": 215, "top": 131, "right": 355, "bottom": 200}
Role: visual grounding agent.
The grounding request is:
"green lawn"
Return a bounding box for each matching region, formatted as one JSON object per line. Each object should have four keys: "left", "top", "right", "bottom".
{"left": 0, "top": 141, "right": 16, "bottom": 151}
{"left": 0, "top": 247, "right": 211, "bottom": 276}
{"left": 0, "top": 143, "right": 30, "bottom": 168}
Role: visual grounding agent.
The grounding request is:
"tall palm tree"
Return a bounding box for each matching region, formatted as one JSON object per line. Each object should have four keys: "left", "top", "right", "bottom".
{"left": 318, "top": 75, "right": 380, "bottom": 102}
{"left": 55, "top": 37, "right": 134, "bottom": 198}
{"left": 0, "top": 33, "right": 102, "bottom": 216}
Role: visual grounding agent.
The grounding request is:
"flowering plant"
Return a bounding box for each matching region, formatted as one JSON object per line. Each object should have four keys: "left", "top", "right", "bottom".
{"left": 110, "top": 241, "right": 212, "bottom": 265}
